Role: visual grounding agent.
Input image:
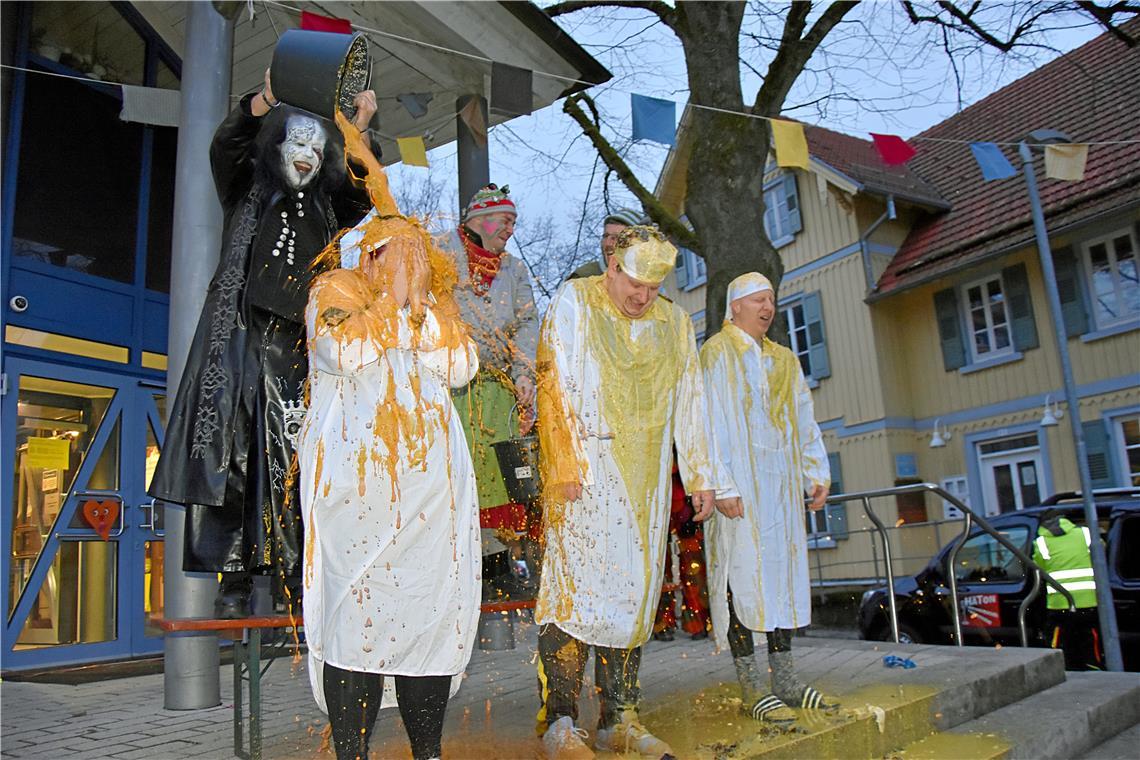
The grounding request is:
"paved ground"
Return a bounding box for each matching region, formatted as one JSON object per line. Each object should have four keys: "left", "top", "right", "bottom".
{"left": 0, "top": 621, "right": 991, "bottom": 760}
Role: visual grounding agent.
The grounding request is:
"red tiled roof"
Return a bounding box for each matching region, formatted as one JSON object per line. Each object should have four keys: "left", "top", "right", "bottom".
{"left": 873, "top": 21, "right": 1140, "bottom": 298}
{"left": 804, "top": 124, "right": 947, "bottom": 209}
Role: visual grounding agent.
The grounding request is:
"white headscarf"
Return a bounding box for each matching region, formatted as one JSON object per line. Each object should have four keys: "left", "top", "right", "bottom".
{"left": 724, "top": 272, "right": 773, "bottom": 321}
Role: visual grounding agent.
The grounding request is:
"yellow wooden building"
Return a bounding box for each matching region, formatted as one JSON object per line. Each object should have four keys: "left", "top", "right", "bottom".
{"left": 656, "top": 27, "right": 1139, "bottom": 584}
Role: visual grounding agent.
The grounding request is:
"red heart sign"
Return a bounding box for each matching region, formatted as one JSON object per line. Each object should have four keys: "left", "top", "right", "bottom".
{"left": 82, "top": 499, "right": 120, "bottom": 541}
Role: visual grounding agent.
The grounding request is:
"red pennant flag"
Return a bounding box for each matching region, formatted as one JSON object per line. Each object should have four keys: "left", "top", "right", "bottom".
{"left": 870, "top": 133, "right": 917, "bottom": 165}
{"left": 301, "top": 11, "right": 353, "bottom": 34}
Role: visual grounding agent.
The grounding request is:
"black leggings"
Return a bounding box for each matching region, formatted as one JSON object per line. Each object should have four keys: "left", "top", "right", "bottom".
{"left": 726, "top": 585, "right": 793, "bottom": 658}
{"left": 323, "top": 663, "right": 451, "bottom": 760}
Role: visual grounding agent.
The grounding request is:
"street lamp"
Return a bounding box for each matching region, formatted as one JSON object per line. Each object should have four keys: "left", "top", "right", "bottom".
{"left": 1019, "top": 129, "right": 1124, "bottom": 671}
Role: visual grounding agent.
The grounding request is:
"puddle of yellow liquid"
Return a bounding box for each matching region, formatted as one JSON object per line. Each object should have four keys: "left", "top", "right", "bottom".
{"left": 638, "top": 682, "right": 941, "bottom": 759}
{"left": 888, "top": 731, "right": 1010, "bottom": 760}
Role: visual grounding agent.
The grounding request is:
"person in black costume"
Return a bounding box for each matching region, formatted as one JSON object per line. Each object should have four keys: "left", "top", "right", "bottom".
{"left": 149, "top": 70, "right": 378, "bottom": 617}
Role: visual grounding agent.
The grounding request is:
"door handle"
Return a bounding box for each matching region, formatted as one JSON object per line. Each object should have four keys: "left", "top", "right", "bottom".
{"left": 139, "top": 499, "right": 165, "bottom": 537}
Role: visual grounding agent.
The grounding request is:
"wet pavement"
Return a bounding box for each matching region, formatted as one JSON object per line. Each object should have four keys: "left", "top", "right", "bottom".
{"left": 0, "top": 620, "right": 1019, "bottom": 759}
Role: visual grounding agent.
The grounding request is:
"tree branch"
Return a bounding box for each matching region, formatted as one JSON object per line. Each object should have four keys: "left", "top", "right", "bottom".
{"left": 1075, "top": 1, "right": 1140, "bottom": 46}
{"left": 563, "top": 93, "right": 699, "bottom": 251}
{"left": 753, "top": 1, "right": 857, "bottom": 115}
{"left": 544, "top": 0, "right": 677, "bottom": 29}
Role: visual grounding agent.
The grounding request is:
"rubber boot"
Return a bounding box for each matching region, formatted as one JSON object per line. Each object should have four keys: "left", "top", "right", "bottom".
{"left": 735, "top": 655, "right": 796, "bottom": 724}
{"left": 769, "top": 649, "right": 838, "bottom": 711}
{"left": 215, "top": 572, "right": 252, "bottom": 619}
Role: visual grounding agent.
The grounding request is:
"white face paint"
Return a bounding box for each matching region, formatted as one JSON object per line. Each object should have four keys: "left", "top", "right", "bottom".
{"left": 280, "top": 115, "right": 325, "bottom": 189}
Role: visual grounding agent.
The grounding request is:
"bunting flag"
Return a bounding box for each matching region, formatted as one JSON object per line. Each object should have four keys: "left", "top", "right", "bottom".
{"left": 300, "top": 10, "right": 353, "bottom": 33}
{"left": 771, "top": 119, "right": 809, "bottom": 169}
{"left": 397, "top": 136, "right": 429, "bottom": 167}
{"left": 1045, "top": 143, "right": 1088, "bottom": 181}
{"left": 870, "top": 133, "right": 917, "bottom": 165}
{"left": 120, "top": 84, "right": 180, "bottom": 127}
{"left": 397, "top": 92, "right": 433, "bottom": 119}
{"left": 969, "top": 142, "right": 1017, "bottom": 181}
{"left": 458, "top": 96, "right": 487, "bottom": 149}
{"left": 491, "top": 62, "right": 534, "bottom": 116}
{"left": 631, "top": 94, "right": 676, "bottom": 146}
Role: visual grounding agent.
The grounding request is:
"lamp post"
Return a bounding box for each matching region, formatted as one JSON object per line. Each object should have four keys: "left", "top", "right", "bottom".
{"left": 1019, "top": 129, "right": 1123, "bottom": 672}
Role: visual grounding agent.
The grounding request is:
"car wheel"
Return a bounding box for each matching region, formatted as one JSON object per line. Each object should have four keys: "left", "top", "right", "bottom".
{"left": 877, "top": 622, "right": 922, "bottom": 645}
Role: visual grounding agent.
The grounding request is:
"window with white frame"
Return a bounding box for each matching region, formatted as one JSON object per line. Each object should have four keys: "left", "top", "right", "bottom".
{"left": 806, "top": 506, "right": 829, "bottom": 538}
{"left": 940, "top": 476, "right": 971, "bottom": 520}
{"left": 962, "top": 274, "right": 1013, "bottom": 361}
{"left": 675, "top": 247, "right": 706, "bottom": 291}
{"left": 1115, "top": 414, "right": 1140, "bottom": 487}
{"left": 784, "top": 302, "right": 813, "bottom": 378}
{"left": 763, "top": 173, "right": 802, "bottom": 247}
{"left": 1082, "top": 227, "right": 1140, "bottom": 328}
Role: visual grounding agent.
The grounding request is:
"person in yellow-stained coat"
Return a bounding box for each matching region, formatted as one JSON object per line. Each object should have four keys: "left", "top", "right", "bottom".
{"left": 298, "top": 121, "right": 481, "bottom": 760}
{"left": 700, "top": 272, "right": 835, "bottom": 726}
{"left": 533, "top": 225, "right": 728, "bottom": 759}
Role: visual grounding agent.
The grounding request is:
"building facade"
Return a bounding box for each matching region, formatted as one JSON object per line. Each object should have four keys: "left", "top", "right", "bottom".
{"left": 0, "top": 0, "right": 609, "bottom": 671}
{"left": 657, "top": 26, "right": 1139, "bottom": 585}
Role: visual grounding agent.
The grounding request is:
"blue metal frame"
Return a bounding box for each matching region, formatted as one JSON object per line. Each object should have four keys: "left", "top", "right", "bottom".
{"left": 1, "top": 358, "right": 166, "bottom": 669}
{"left": 1, "top": 1, "right": 183, "bottom": 670}
{"left": 2, "top": 0, "right": 179, "bottom": 379}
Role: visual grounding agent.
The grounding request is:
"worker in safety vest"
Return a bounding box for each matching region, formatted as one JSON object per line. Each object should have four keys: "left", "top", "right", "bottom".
{"left": 1031, "top": 509, "right": 1103, "bottom": 670}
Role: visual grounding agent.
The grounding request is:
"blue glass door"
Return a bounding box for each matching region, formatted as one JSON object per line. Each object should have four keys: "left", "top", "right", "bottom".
{"left": 1, "top": 357, "right": 165, "bottom": 669}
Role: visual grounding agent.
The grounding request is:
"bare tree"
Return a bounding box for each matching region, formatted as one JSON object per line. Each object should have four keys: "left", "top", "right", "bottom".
{"left": 546, "top": 0, "right": 1138, "bottom": 334}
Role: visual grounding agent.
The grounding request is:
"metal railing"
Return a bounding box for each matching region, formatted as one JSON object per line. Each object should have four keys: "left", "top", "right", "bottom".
{"left": 821, "top": 482, "right": 1076, "bottom": 647}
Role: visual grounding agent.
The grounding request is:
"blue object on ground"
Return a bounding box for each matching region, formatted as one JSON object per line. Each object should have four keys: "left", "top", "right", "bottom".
{"left": 883, "top": 654, "right": 917, "bottom": 669}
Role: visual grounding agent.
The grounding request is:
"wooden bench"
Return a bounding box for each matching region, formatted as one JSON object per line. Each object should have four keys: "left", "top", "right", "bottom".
{"left": 156, "top": 583, "right": 682, "bottom": 759}
{"left": 156, "top": 615, "right": 301, "bottom": 760}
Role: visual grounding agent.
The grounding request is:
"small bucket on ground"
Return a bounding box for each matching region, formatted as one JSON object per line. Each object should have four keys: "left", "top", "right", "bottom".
{"left": 492, "top": 405, "right": 542, "bottom": 505}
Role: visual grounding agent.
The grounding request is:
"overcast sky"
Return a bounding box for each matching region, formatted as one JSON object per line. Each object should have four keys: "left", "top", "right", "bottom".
{"left": 387, "top": 2, "right": 1106, "bottom": 283}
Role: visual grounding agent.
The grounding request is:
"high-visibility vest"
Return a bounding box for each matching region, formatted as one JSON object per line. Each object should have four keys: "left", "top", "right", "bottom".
{"left": 1032, "top": 517, "right": 1097, "bottom": 610}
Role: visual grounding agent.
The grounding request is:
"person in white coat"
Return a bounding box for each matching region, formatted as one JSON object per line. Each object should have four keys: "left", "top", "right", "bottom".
{"left": 700, "top": 272, "right": 836, "bottom": 725}
{"left": 299, "top": 162, "right": 481, "bottom": 760}
{"left": 534, "top": 225, "right": 723, "bottom": 759}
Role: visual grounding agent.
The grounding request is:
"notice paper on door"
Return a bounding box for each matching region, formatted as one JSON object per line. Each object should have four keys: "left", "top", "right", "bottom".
{"left": 27, "top": 438, "right": 70, "bottom": 470}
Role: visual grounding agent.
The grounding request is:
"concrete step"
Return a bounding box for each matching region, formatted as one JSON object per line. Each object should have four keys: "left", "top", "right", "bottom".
{"left": 637, "top": 639, "right": 1067, "bottom": 758}
{"left": 1076, "top": 722, "right": 1140, "bottom": 760}
{"left": 891, "top": 671, "right": 1140, "bottom": 760}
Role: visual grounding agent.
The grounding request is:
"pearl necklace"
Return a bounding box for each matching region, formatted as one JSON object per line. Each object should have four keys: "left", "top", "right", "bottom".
{"left": 272, "top": 192, "right": 306, "bottom": 266}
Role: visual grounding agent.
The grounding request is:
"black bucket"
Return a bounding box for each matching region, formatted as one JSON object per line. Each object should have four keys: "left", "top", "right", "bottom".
{"left": 270, "top": 30, "right": 371, "bottom": 120}
{"left": 493, "top": 431, "right": 542, "bottom": 505}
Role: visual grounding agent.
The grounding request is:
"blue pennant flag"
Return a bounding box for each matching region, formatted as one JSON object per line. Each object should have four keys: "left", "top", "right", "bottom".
{"left": 969, "top": 142, "right": 1017, "bottom": 181}
{"left": 631, "top": 94, "right": 676, "bottom": 146}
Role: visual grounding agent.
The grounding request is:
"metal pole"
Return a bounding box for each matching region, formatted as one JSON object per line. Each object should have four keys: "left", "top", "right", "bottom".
{"left": 456, "top": 94, "right": 489, "bottom": 213}
{"left": 1019, "top": 141, "right": 1124, "bottom": 672}
{"left": 163, "top": 2, "right": 235, "bottom": 709}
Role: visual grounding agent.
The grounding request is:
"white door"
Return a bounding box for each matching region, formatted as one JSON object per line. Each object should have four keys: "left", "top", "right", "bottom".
{"left": 978, "top": 435, "right": 1044, "bottom": 516}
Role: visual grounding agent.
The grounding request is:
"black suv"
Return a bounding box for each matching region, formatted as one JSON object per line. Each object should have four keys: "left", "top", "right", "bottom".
{"left": 856, "top": 489, "right": 1140, "bottom": 671}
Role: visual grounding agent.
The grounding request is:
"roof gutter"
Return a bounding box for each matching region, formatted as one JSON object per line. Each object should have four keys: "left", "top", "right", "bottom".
{"left": 860, "top": 195, "right": 896, "bottom": 293}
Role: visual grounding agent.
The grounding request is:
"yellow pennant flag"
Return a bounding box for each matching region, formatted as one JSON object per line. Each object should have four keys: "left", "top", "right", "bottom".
{"left": 771, "top": 119, "right": 809, "bottom": 169}
{"left": 397, "top": 136, "right": 429, "bottom": 168}
{"left": 1044, "top": 143, "right": 1088, "bottom": 181}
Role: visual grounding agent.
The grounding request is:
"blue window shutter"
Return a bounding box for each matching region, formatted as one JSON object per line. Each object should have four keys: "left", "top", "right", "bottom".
{"left": 934, "top": 287, "right": 967, "bottom": 371}
{"left": 763, "top": 202, "right": 776, "bottom": 242}
{"left": 1051, "top": 246, "right": 1089, "bottom": 336}
{"left": 675, "top": 250, "right": 688, "bottom": 289}
{"left": 802, "top": 291, "right": 830, "bottom": 379}
{"left": 1082, "top": 419, "right": 1118, "bottom": 488}
{"left": 826, "top": 451, "right": 847, "bottom": 539}
{"left": 1002, "top": 263, "right": 1039, "bottom": 351}
{"left": 693, "top": 250, "right": 707, "bottom": 285}
{"left": 783, "top": 173, "right": 802, "bottom": 235}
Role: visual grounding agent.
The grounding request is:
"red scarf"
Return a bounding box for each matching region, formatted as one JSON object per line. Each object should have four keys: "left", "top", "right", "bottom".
{"left": 460, "top": 225, "right": 503, "bottom": 296}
